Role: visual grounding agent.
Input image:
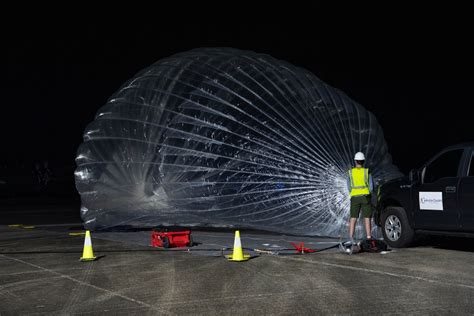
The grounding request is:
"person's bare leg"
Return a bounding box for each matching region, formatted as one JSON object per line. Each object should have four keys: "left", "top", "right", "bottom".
{"left": 364, "top": 218, "right": 371, "bottom": 238}
{"left": 349, "top": 218, "right": 357, "bottom": 240}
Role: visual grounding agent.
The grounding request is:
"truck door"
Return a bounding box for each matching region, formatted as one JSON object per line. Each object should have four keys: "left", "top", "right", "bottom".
{"left": 413, "top": 148, "right": 464, "bottom": 230}
{"left": 458, "top": 148, "right": 474, "bottom": 231}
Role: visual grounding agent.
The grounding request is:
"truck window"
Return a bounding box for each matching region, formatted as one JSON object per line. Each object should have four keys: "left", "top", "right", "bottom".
{"left": 423, "top": 149, "right": 463, "bottom": 183}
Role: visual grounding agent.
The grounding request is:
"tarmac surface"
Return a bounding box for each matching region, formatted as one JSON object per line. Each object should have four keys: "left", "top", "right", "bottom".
{"left": 1, "top": 202, "right": 474, "bottom": 315}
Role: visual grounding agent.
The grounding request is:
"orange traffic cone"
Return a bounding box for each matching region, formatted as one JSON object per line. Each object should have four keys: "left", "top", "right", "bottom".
{"left": 80, "top": 230, "right": 97, "bottom": 261}
{"left": 226, "top": 230, "right": 251, "bottom": 262}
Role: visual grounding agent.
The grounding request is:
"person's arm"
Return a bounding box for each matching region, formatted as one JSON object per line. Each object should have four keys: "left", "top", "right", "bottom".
{"left": 369, "top": 174, "right": 374, "bottom": 193}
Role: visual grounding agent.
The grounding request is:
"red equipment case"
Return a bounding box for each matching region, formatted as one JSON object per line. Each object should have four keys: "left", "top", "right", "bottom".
{"left": 151, "top": 230, "right": 193, "bottom": 248}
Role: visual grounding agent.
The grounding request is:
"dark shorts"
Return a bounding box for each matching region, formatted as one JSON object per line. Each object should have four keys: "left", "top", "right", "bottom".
{"left": 350, "top": 195, "right": 372, "bottom": 218}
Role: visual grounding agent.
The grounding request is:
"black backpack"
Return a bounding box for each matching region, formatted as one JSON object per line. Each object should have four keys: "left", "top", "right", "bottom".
{"left": 359, "top": 239, "right": 388, "bottom": 253}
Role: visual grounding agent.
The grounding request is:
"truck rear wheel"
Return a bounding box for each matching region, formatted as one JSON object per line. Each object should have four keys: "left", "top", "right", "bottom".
{"left": 381, "top": 206, "right": 415, "bottom": 248}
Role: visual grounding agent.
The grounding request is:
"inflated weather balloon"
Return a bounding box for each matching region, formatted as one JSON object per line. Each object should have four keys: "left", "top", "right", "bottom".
{"left": 75, "top": 47, "right": 402, "bottom": 237}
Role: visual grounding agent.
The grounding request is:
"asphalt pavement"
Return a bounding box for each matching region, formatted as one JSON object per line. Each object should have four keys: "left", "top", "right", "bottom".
{"left": 1, "top": 204, "right": 474, "bottom": 315}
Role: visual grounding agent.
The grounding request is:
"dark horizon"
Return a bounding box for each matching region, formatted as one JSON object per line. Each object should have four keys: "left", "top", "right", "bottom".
{"left": 3, "top": 20, "right": 474, "bottom": 197}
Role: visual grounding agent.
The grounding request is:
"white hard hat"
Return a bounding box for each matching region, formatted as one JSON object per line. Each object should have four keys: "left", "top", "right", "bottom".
{"left": 354, "top": 152, "right": 365, "bottom": 160}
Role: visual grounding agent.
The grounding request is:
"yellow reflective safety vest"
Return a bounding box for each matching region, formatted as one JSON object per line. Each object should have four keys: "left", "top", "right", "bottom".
{"left": 349, "top": 167, "right": 370, "bottom": 197}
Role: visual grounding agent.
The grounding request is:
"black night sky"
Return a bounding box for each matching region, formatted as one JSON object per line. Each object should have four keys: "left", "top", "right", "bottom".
{"left": 2, "top": 16, "right": 474, "bottom": 198}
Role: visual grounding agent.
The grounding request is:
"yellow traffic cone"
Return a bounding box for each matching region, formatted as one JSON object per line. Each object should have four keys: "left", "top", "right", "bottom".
{"left": 80, "top": 230, "right": 97, "bottom": 261}
{"left": 226, "top": 230, "right": 251, "bottom": 262}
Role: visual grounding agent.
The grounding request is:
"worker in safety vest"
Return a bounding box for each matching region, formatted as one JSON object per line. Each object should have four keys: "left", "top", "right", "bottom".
{"left": 347, "top": 152, "right": 374, "bottom": 241}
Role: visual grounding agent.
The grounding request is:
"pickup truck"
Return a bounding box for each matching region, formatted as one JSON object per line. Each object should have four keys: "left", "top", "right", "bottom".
{"left": 375, "top": 143, "right": 474, "bottom": 247}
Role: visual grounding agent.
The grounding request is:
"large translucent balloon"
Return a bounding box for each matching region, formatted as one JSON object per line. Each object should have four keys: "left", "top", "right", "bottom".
{"left": 75, "top": 47, "right": 402, "bottom": 237}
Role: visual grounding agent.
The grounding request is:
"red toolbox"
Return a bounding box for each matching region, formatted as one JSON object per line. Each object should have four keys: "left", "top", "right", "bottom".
{"left": 151, "top": 230, "right": 193, "bottom": 248}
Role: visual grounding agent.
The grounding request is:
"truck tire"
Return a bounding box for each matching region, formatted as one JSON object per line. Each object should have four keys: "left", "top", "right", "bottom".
{"left": 381, "top": 206, "right": 415, "bottom": 248}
